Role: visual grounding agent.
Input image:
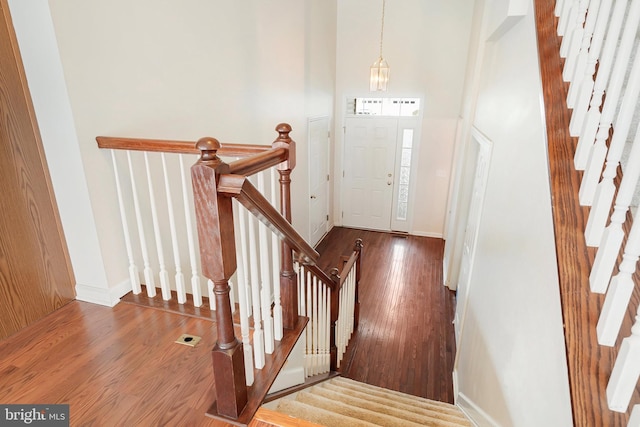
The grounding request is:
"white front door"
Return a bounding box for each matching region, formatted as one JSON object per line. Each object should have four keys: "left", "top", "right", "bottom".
{"left": 342, "top": 117, "right": 398, "bottom": 231}
{"left": 308, "top": 117, "right": 330, "bottom": 246}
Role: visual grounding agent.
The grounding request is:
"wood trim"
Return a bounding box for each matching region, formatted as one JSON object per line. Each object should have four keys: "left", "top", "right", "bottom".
{"left": 228, "top": 148, "right": 288, "bottom": 176}
{"left": 262, "top": 372, "right": 341, "bottom": 404}
{"left": 534, "top": 0, "right": 640, "bottom": 425}
{"left": 217, "top": 174, "right": 320, "bottom": 265}
{"left": 96, "top": 136, "right": 271, "bottom": 157}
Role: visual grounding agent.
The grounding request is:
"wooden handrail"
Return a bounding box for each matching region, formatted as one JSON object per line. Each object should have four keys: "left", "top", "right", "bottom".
{"left": 96, "top": 136, "right": 270, "bottom": 157}
{"left": 217, "top": 173, "right": 319, "bottom": 265}
{"left": 228, "top": 147, "right": 288, "bottom": 176}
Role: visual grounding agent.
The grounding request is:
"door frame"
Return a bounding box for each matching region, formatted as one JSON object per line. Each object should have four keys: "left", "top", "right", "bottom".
{"left": 339, "top": 113, "right": 421, "bottom": 233}
{"left": 307, "top": 115, "right": 331, "bottom": 247}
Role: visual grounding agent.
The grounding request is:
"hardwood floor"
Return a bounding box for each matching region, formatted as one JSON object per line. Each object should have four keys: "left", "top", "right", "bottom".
{"left": 316, "top": 227, "right": 457, "bottom": 404}
{"left": 0, "top": 301, "right": 235, "bottom": 426}
{"left": 0, "top": 226, "right": 454, "bottom": 425}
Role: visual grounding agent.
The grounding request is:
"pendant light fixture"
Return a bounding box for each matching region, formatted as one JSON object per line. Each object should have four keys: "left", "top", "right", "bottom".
{"left": 370, "top": 0, "right": 389, "bottom": 91}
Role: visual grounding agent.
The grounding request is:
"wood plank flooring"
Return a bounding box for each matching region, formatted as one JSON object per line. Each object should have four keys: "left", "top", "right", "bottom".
{"left": 0, "top": 301, "right": 235, "bottom": 426}
{"left": 0, "top": 226, "right": 455, "bottom": 425}
{"left": 535, "top": 1, "right": 640, "bottom": 425}
{"left": 315, "top": 227, "right": 456, "bottom": 404}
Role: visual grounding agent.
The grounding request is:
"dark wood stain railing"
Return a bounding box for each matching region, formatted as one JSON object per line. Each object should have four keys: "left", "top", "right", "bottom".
{"left": 535, "top": 0, "right": 640, "bottom": 425}
{"left": 98, "top": 123, "right": 362, "bottom": 425}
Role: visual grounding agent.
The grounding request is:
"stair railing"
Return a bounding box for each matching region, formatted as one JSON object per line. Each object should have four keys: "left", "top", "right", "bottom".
{"left": 98, "top": 123, "right": 363, "bottom": 424}
{"left": 555, "top": 0, "right": 640, "bottom": 415}
{"left": 296, "top": 239, "right": 363, "bottom": 376}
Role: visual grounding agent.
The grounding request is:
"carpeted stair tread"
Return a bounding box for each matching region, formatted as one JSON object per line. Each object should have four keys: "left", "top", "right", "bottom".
{"left": 331, "top": 377, "right": 462, "bottom": 413}
{"left": 275, "top": 399, "right": 379, "bottom": 427}
{"left": 294, "top": 391, "right": 426, "bottom": 427}
{"left": 317, "top": 382, "right": 471, "bottom": 425}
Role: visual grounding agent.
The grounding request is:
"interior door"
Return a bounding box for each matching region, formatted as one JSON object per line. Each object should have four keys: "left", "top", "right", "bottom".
{"left": 342, "top": 117, "right": 398, "bottom": 231}
{"left": 0, "top": 0, "right": 75, "bottom": 340}
{"left": 308, "top": 117, "right": 330, "bottom": 247}
{"left": 454, "top": 128, "right": 492, "bottom": 342}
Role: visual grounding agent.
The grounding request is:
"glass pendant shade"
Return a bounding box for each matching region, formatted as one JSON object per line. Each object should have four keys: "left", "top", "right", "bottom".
{"left": 370, "top": 56, "right": 390, "bottom": 91}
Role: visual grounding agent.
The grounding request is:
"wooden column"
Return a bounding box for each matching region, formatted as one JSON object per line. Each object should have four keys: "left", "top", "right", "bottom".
{"left": 273, "top": 124, "right": 298, "bottom": 330}
{"left": 353, "top": 238, "right": 363, "bottom": 329}
{"left": 191, "top": 137, "right": 247, "bottom": 419}
{"left": 329, "top": 268, "right": 340, "bottom": 372}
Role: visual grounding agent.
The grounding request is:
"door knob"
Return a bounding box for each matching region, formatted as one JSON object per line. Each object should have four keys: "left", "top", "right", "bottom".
{"left": 387, "top": 181, "right": 392, "bottom": 186}
{"left": 388, "top": 173, "right": 392, "bottom": 177}
{"left": 310, "top": 195, "right": 317, "bottom": 199}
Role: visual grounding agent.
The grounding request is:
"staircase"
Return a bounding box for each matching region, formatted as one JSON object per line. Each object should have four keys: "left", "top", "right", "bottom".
{"left": 259, "top": 377, "right": 471, "bottom": 427}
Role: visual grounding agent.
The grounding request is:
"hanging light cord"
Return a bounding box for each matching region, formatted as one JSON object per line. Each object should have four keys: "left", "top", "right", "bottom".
{"left": 379, "top": 0, "right": 386, "bottom": 59}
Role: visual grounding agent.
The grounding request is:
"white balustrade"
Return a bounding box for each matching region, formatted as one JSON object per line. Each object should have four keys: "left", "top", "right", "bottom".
{"left": 597, "top": 190, "right": 640, "bottom": 345}
{"left": 555, "top": 0, "right": 565, "bottom": 18}
{"left": 561, "top": 0, "right": 589, "bottom": 62}
{"left": 161, "top": 153, "right": 187, "bottom": 304}
{"left": 235, "top": 203, "right": 255, "bottom": 386}
{"left": 607, "top": 304, "right": 640, "bottom": 413}
{"left": 247, "top": 205, "right": 265, "bottom": 369}
{"left": 111, "top": 150, "right": 141, "bottom": 294}
{"left": 564, "top": 0, "right": 595, "bottom": 83}
{"left": 127, "top": 151, "right": 156, "bottom": 297}
{"left": 566, "top": 0, "right": 602, "bottom": 109}
{"left": 144, "top": 152, "right": 171, "bottom": 300}
{"left": 257, "top": 172, "right": 275, "bottom": 354}
{"left": 179, "top": 154, "right": 202, "bottom": 307}
{"left": 579, "top": 0, "right": 640, "bottom": 209}
{"left": 558, "top": 0, "right": 578, "bottom": 38}
{"left": 571, "top": 0, "right": 620, "bottom": 147}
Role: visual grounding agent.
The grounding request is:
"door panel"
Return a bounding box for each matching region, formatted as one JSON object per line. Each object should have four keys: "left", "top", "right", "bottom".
{"left": 308, "top": 117, "right": 330, "bottom": 246}
{"left": 343, "top": 118, "right": 398, "bottom": 231}
{"left": 0, "top": 0, "right": 75, "bottom": 340}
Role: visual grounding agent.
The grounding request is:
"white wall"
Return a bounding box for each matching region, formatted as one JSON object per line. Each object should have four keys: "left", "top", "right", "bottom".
{"left": 38, "top": 0, "right": 336, "bottom": 300}
{"left": 334, "top": 0, "right": 474, "bottom": 237}
{"left": 452, "top": 1, "right": 573, "bottom": 425}
{"left": 8, "top": 0, "right": 120, "bottom": 305}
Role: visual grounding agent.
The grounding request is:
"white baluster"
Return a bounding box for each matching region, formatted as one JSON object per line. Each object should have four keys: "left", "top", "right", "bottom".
{"left": 555, "top": 0, "right": 565, "bottom": 17}
{"left": 270, "top": 168, "right": 283, "bottom": 341}
{"left": 606, "top": 304, "right": 640, "bottom": 412}
{"left": 557, "top": 0, "right": 579, "bottom": 37}
{"left": 229, "top": 281, "right": 236, "bottom": 314}
{"left": 111, "top": 151, "right": 141, "bottom": 294}
{"left": 570, "top": 0, "right": 618, "bottom": 141}
{"left": 318, "top": 282, "right": 326, "bottom": 374}
{"left": 207, "top": 279, "right": 215, "bottom": 310}
{"left": 127, "top": 151, "right": 156, "bottom": 297}
{"left": 325, "top": 286, "right": 331, "bottom": 372}
{"left": 312, "top": 276, "right": 319, "bottom": 375}
{"left": 144, "top": 152, "right": 170, "bottom": 301}
{"left": 563, "top": 0, "right": 594, "bottom": 83}
{"left": 560, "top": 0, "right": 588, "bottom": 61}
{"left": 597, "top": 208, "right": 640, "bottom": 346}
{"left": 590, "top": 118, "right": 640, "bottom": 293}
{"left": 629, "top": 405, "right": 640, "bottom": 426}
{"left": 234, "top": 202, "right": 255, "bottom": 386}
{"left": 566, "top": 0, "right": 601, "bottom": 107}
{"left": 257, "top": 172, "right": 274, "bottom": 354}
{"left": 161, "top": 154, "right": 186, "bottom": 303}
{"left": 306, "top": 269, "right": 313, "bottom": 375}
{"left": 577, "top": 0, "right": 639, "bottom": 177}
{"left": 179, "top": 154, "right": 201, "bottom": 306}
{"left": 248, "top": 212, "right": 265, "bottom": 368}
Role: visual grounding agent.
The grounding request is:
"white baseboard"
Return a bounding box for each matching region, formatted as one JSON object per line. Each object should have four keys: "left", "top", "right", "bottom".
{"left": 411, "top": 230, "right": 444, "bottom": 239}
{"left": 75, "top": 279, "right": 131, "bottom": 307}
{"left": 457, "top": 391, "right": 502, "bottom": 427}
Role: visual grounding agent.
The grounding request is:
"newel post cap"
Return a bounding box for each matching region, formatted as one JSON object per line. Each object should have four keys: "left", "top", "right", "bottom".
{"left": 196, "top": 137, "right": 221, "bottom": 162}
{"left": 273, "top": 123, "right": 296, "bottom": 171}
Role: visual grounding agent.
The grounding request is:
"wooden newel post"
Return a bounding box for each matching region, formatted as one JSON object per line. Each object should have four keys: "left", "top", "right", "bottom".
{"left": 191, "top": 137, "right": 247, "bottom": 419}
{"left": 273, "top": 123, "right": 299, "bottom": 330}
{"left": 329, "top": 267, "right": 340, "bottom": 372}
